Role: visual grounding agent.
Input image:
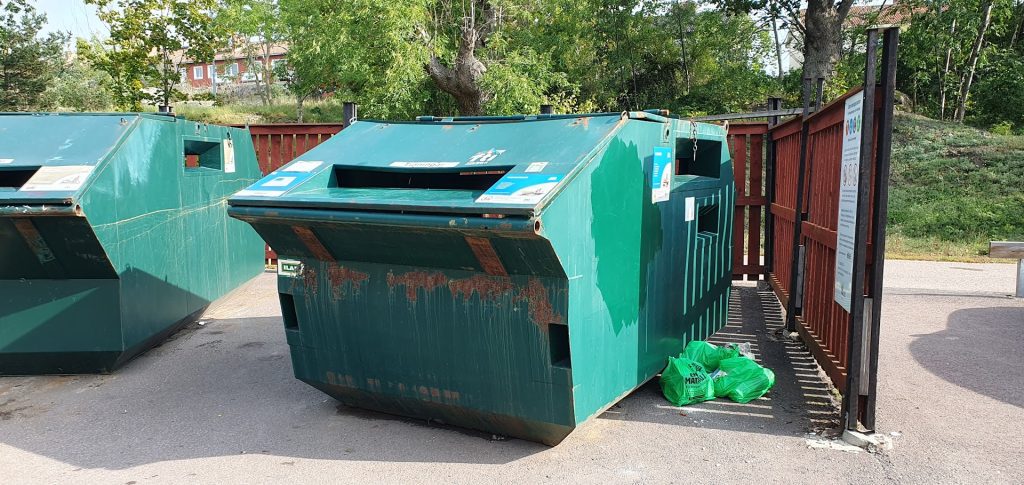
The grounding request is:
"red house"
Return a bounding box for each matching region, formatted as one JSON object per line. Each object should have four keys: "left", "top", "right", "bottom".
{"left": 178, "top": 44, "right": 288, "bottom": 89}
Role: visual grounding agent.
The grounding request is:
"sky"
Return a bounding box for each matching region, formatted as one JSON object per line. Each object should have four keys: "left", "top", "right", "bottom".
{"left": 35, "top": 0, "right": 106, "bottom": 41}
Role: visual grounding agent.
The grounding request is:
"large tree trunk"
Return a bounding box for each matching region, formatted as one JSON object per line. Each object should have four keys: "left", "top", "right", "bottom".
{"left": 424, "top": 2, "right": 497, "bottom": 116}
{"left": 954, "top": 0, "right": 994, "bottom": 123}
{"left": 801, "top": 0, "right": 855, "bottom": 82}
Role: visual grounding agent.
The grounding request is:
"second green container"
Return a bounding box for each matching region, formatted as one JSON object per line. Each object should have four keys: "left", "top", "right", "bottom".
{"left": 229, "top": 111, "right": 734, "bottom": 444}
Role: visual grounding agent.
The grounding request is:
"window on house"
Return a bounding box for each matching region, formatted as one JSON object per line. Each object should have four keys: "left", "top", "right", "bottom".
{"left": 225, "top": 62, "right": 239, "bottom": 77}
{"left": 207, "top": 64, "right": 216, "bottom": 81}
{"left": 179, "top": 68, "right": 187, "bottom": 81}
{"left": 193, "top": 65, "right": 203, "bottom": 80}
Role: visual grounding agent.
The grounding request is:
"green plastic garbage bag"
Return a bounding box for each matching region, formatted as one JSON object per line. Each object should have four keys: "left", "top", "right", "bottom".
{"left": 712, "top": 356, "right": 776, "bottom": 404}
{"left": 681, "top": 340, "right": 739, "bottom": 371}
{"left": 660, "top": 356, "right": 716, "bottom": 406}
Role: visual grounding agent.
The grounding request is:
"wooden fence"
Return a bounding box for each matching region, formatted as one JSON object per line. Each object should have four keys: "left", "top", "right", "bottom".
{"left": 726, "top": 123, "right": 768, "bottom": 281}
{"left": 234, "top": 123, "right": 345, "bottom": 174}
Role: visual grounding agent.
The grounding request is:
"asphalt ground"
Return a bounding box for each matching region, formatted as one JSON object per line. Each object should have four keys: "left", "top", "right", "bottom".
{"left": 1, "top": 259, "right": 1021, "bottom": 484}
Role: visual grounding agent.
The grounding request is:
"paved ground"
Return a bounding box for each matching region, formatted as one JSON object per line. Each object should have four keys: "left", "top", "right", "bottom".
{"left": 1, "top": 259, "right": 1021, "bottom": 484}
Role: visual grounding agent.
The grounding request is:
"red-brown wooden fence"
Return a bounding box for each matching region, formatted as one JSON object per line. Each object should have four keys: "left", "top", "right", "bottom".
{"left": 727, "top": 123, "right": 768, "bottom": 281}
{"left": 766, "top": 88, "right": 883, "bottom": 392}
{"left": 235, "top": 123, "right": 345, "bottom": 174}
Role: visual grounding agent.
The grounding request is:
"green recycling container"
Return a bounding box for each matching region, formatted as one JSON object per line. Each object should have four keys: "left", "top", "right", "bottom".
{"left": 0, "top": 113, "right": 265, "bottom": 374}
{"left": 228, "top": 111, "right": 734, "bottom": 444}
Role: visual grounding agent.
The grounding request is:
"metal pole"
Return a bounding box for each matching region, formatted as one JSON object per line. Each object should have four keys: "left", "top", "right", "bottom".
{"left": 343, "top": 102, "right": 358, "bottom": 128}
{"left": 784, "top": 80, "right": 813, "bottom": 332}
{"left": 540, "top": 104, "right": 554, "bottom": 115}
{"left": 814, "top": 77, "right": 825, "bottom": 111}
{"left": 844, "top": 28, "right": 879, "bottom": 431}
{"left": 764, "top": 97, "right": 781, "bottom": 279}
{"left": 863, "top": 28, "right": 898, "bottom": 430}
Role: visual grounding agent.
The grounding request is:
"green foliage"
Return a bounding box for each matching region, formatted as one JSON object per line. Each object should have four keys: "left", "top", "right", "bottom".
{"left": 0, "top": 0, "right": 67, "bottom": 111}
{"left": 889, "top": 112, "right": 1024, "bottom": 248}
{"left": 896, "top": 0, "right": 1023, "bottom": 126}
{"left": 41, "top": 45, "right": 115, "bottom": 112}
{"left": 218, "top": 0, "right": 286, "bottom": 105}
{"left": 85, "top": 0, "right": 224, "bottom": 110}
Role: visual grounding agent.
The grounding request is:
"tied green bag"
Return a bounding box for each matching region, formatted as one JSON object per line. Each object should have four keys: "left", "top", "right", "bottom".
{"left": 660, "top": 356, "right": 715, "bottom": 406}
{"left": 681, "top": 340, "right": 740, "bottom": 371}
{"left": 712, "top": 356, "right": 776, "bottom": 404}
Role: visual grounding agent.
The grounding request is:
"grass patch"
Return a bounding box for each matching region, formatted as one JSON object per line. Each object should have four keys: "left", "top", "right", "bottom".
{"left": 887, "top": 112, "right": 1024, "bottom": 261}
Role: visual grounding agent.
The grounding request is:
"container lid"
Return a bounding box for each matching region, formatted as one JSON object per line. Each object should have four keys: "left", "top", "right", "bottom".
{"left": 229, "top": 113, "right": 633, "bottom": 216}
{"left": 0, "top": 113, "right": 141, "bottom": 204}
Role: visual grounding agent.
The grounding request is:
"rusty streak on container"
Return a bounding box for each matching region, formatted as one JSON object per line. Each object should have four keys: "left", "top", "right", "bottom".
{"left": 293, "top": 226, "right": 334, "bottom": 262}
{"left": 464, "top": 236, "right": 508, "bottom": 276}
{"left": 386, "top": 270, "right": 448, "bottom": 302}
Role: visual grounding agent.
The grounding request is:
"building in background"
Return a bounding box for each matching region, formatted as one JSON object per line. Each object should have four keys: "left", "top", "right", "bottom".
{"left": 177, "top": 43, "right": 288, "bottom": 90}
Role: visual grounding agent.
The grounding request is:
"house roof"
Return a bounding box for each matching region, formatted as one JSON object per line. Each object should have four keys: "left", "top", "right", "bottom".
{"left": 174, "top": 43, "right": 289, "bottom": 65}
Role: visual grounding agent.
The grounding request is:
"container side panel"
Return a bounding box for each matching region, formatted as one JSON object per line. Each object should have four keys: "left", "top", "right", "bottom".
{"left": 540, "top": 129, "right": 645, "bottom": 423}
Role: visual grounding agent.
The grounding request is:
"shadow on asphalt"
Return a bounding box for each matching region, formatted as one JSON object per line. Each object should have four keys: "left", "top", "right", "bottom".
{"left": 0, "top": 316, "right": 545, "bottom": 468}
{"left": 0, "top": 284, "right": 841, "bottom": 470}
{"left": 599, "top": 284, "right": 841, "bottom": 437}
{"left": 910, "top": 305, "right": 1024, "bottom": 408}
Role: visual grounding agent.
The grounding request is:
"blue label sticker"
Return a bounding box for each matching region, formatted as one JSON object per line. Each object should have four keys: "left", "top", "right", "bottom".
{"left": 651, "top": 147, "right": 673, "bottom": 203}
{"left": 476, "top": 173, "right": 565, "bottom": 205}
{"left": 235, "top": 170, "right": 317, "bottom": 197}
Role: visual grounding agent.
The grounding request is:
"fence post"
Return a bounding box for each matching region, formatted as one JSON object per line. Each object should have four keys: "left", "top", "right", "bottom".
{"left": 784, "top": 80, "right": 813, "bottom": 332}
{"left": 863, "top": 27, "right": 899, "bottom": 431}
{"left": 763, "top": 97, "right": 782, "bottom": 280}
{"left": 843, "top": 28, "right": 879, "bottom": 431}
{"left": 343, "top": 102, "right": 358, "bottom": 128}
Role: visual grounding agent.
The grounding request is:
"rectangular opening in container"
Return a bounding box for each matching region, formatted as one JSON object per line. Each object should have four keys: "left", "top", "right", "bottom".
{"left": 675, "top": 139, "right": 723, "bottom": 178}
{"left": 0, "top": 168, "right": 40, "bottom": 190}
{"left": 332, "top": 166, "right": 511, "bottom": 190}
{"left": 280, "top": 293, "right": 299, "bottom": 329}
{"left": 183, "top": 139, "right": 223, "bottom": 171}
{"left": 698, "top": 203, "right": 719, "bottom": 234}
{"left": 549, "top": 323, "right": 571, "bottom": 368}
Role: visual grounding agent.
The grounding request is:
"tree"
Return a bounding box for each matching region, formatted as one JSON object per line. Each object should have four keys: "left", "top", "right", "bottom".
{"left": 0, "top": 0, "right": 67, "bottom": 111}
{"left": 218, "top": 0, "right": 286, "bottom": 105}
{"left": 954, "top": 0, "right": 994, "bottom": 122}
{"left": 714, "top": 0, "right": 854, "bottom": 83}
{"left": 86, "top": 0, "right": 223, "bottom": 110}
{"left": 42, "top": 40, "right": 115, "bottom": 111}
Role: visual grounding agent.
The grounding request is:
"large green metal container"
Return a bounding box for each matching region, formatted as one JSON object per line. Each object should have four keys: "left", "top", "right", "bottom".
{"left": 228, "top": 111, "right": 734, "bottom": 444}
{"left": 0, "top": 113, "right": 265, "bottom": 374}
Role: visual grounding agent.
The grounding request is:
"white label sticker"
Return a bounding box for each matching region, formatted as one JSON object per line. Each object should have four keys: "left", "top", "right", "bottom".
{"left": 287, "top": 160, "right": 324, "bottom": 172}
{"left": 525, "top": 162, "right": 548, "bottom": 173}
{"left": 20, "top": 165, "right": 95, "bottom": 192}
{"left": 235, "top": 189, "right": 285, "bottom": 197}
{"left": 263, "top": 176, "right": 296, "bottom": 187}
{"left": 389, "top": 161, "right": 459, "bottom": 168}
{"left": 685, "top": 197, "right": 696, "bottom": 221}
{"left": 0, "top": 158, "right": 13, "bottom": 164}
{"left": 278, "top": 259, "right": 302, "bottom": 277}
{"left": 467, "top": 149, "right": 506, "bottom": 165}
{"left": 223, "top": 139, "right": 236, "bottom": 173}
